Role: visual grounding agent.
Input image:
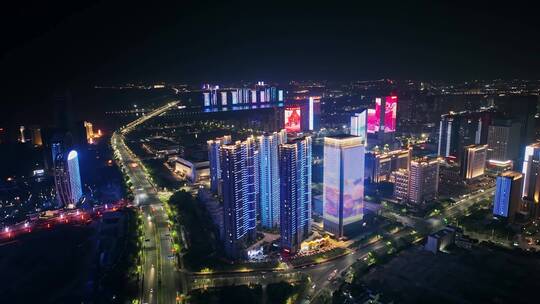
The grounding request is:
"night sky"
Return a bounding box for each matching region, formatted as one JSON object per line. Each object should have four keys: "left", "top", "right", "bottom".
{"left": 1, "top": 1, "right": 539, "bottom": 127}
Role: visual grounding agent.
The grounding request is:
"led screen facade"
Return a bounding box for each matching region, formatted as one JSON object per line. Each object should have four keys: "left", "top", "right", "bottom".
{"left": 367, "top": 96, "right": 397, "bottom": 133}
{"left": 384, "top": 96, "right": 397, "bottom": 133}
{"left": 323, "top": 144, "right": 340, "bottom": 222}
{"left": 342, "top": 145, "right": 364, "bottom": 224}
{"left": 285, "top": 107, "right": 301, "bottom": 132}
{"left": 493, "top": 176, "right": 510, "bottom": 217}
{"left": 323, "top": 139, "right": 364, "bottom": 226}
{"left": 367, "top": 108, "right": 379, "bottom": 133}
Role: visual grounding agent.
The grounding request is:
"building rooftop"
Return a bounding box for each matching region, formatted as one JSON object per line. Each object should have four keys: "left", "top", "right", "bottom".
{"left": 325, "top": 134, "right": 358, "bottom": 139}
{"left": 500, "top": 171, "right": 523, "bottom": 179}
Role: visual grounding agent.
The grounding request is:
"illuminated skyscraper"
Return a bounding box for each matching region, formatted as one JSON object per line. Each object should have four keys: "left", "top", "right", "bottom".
{"left": 486, "top": 120, "right": 521, "bottom": 162}
{"left": 84, "top": 121, "right": 94, "bottom": 144}
{"left": 207, "top": 135, "right": 232, "bottom": 195}
{"left": 30, "top": 126, "right": 43, "bottom": 146}
{"left": 350, "top": 110, "right": 368, "bottom": 143}
{"left": 54, "top": 153, "right": 71, "bottom": 207}
{"left": 521, "top": 142, "right": 540, "bottom": 204}
{"left": 437, "top": 108, "right": 496, "bottom": 161}
{"left": 366, "top": 96, "right": 398, "bottom": 144}
{"left": 493, "top": 171, "right": 523, "bottom": 223}
{"left": 365, "top": 147, "right": 411, "bottom": 183}
{"left": 54, "top": 150, "right": 82, "bottom": 207}
{"left": 392, "top": 169, "right": 409, "bottom": 201}
{"left": 19, "top": 126, "right": 26, "bottom": 143}
{"left": 258, "top": 130, "right": 287, "bottom": 229}
{"left": 461, "top": 144, "right": 487, "bottom": 180}
{"left": 220, "top": 137, "right": 258, "bottom": 258}
{"left": 408, "top": 157, "right": 440, "bottom": 204}
{"left": 323, "top": 135, "right": 365, "bottom": 237}
{"left": 308, "top": 96, "right": 321, "bottom": 131}
{"left": 280, "top": 136, "right": 312, "bottom": 253}
{"left": 67, "top": 151, "right": 83, "bottom": 204}
{"left": 51, "top": 139, "right": 62, "bottom": 163}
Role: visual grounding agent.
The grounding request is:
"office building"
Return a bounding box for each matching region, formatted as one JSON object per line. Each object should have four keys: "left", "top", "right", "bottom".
{"left": 438, "top": 160, "right": 463, "bottom": 196}
{"left": 323, "top": 135, "right": 365, "bottom": 237}
{"left": 350, "top": 110, "right": 368, "bottom": 143}
{"left": 280, "top": 136, "right": 312, "bottom": 253}
{"left": 521, "top": 143, "right": 540, "bottom": 219}
{"left": 174, "top": 158, "right": 210, "bottom": 183}
{"left": 365, "top": 147, "right": 411, "bottom": 183}
{"left": 220, "top": 137, "right": 258, "bottom": 258}
{"left": 67, "top": 151, "right": 83, "bottom": 205}
{"left": 84, "top": 121, "right": 94, "bottom": 144}
{"left": 425, "top": 226, "right": 461, "bottom": 254}
{"left": 409, "top": 157, "right": 440, "bottom": 204}
{"left": 367, "top": 96, "right": 398, "bottom": 145}
{"left": 521, "top": 142, "right": 540, "bottom": 203}
{"left": 207, "top": 135, "right": 232, "bottom": 195}
{"left": 309, "top": 96, "right": 321, "bottom": 131}
{"left": 51, "top": 140, "right": 63, "bottom": 167}
{"left": 258, "top": 130, "right": 287, "bottom": 229}
{"left": 486, "top": 120, "right": 521, "bottom": 162}
{"left": 19, "top": 126, "right": 26, "bottom": 143}
{"left": 437, "top": 108, "right": 496, "bottom": 162}
{"left": 461, "top": 144, "right": 487, "bottom": 180}
{"left": 493, "top": 95, "right": 539, "bottom": 153}
{"left": 30, "top": 126, "right": 43, "bottom": 146}
{"left": 54, "top": 150, "right": 82, "bottom": 208}
{"left": 493, "top": 171, "right": 523, "bottom": 223}
{"left": 392, "top": 169, "right": 409, "bottom": 201}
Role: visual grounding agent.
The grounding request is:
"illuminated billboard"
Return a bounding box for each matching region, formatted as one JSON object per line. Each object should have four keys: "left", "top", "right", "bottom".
{"left": 342, "top": 144, "right": 364, "bottom": 224}
{"left": 367, "top": 108, "right": 379, "bottom": 133}
{"left": 384, "top": 96, "right": 397, "bottom": 133}
{"left": 367, "top": 96, "right": 397, "bottom": 133}
{"left": 323, "top": 144, "right": 340, "bottom": 222}
{"left": 284, "top": 107, "right": 301, "bottom": 132}
{"left": 323, "top": 137, "right": 364, "bottom": 229}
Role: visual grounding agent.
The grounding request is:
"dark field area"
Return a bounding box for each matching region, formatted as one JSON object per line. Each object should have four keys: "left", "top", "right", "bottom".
{"left": 0, "top": 225, "right": 95, "bottom": 303}
{"left": 361, "top": 245, "right": 540, "bottom": 304}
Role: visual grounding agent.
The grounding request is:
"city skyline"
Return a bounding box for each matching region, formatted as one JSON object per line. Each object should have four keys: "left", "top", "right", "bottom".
{"left": 2, "top": 2, "right": 540, "bottom": 303}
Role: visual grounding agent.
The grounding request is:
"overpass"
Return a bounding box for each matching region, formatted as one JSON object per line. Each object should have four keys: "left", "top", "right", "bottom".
{"left": 120, "top": 101, "right": 179, "bottom": 135}
{"left": 188, "top": 271, "right": 307, "bottom": 290}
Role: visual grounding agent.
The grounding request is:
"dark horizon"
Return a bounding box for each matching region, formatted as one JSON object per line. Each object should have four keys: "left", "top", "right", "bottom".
{"left": 1, "top": 0, "right": 540, "bottom": 129}
{"left": 1, "top": 1, "right": 540, "bottom": 85}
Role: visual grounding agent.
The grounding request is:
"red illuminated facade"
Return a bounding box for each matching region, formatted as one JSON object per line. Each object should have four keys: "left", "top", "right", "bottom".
{"left": 285, "top": 107, "right": 301, "bottom": 132}
{"left": 367, "top": 95, "right": 398, "bottom": 134}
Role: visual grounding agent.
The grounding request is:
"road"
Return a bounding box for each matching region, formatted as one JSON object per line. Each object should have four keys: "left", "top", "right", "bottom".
{"left": 112, "top": 100, "right": 184, "bottom": 304}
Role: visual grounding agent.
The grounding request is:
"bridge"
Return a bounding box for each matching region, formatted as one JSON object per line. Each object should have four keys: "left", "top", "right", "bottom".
{"left": 187, "top": 271, "right": 306, "bottom": 290}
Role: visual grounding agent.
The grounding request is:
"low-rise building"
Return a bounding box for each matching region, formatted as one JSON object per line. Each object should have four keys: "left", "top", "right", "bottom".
{"left": 142, "top": 136, "right": 179, "bottom": 158}
{"left": 174, "top": 157, "right": 210, "bottom": 183}
{"left": 425, "top": 226, "right": 464, "bottom": 253}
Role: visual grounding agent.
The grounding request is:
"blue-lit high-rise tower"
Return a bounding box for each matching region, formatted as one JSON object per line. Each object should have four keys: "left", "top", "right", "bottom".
{"left": 220, "top": 136, "right": 258, "bottom": 258}
{"left": 207, "top": 135, "right": 232, "bottom": 195}
{"left": 258, "top": 130, "right": 286, "bottom": 229}
{"left": 67, "top": 150, "right": 83, "bottom": 204}
{"left": 279, "top": 136, "right": 312, "bottom": 254}
{"left": 493, "top": 171, "right": 523, "bottom": 223}
{"left": 53, "top": 150, "right": 82, "bottom": 207}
